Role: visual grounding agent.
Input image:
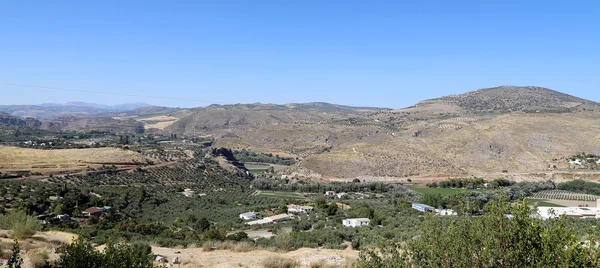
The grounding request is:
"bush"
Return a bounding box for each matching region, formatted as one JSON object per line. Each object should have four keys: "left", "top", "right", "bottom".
{"left": 27, "top": 250, "right": 50, "bottom": 268}
{"left": 261, "top": 256, "right": 300, "bottom": 268}
{"left": 0, "top": 210, "right": 41, "bottom": 239}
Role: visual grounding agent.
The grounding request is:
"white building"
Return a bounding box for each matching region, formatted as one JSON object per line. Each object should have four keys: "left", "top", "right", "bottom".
{"left": 239, "top": 212, "right": 258, "bottom": 220}
{"left": 325, "top": 191, "right": 336, "bottom": 197}
{"left": 287, "top": 204, "right": 314, "bottom": 214}
{"left": 336, "top": 192, "right": 348, "bottom": 199}
{"left": 343, "top": 218, "right": 370, "bottom": 227}
{"left": 537, "top": 206, "right": 600, "bottom": 219}
{"left": 246, "top": 218, "right": 273, "bottom": 225}
{"left": 181, "top": 189, "right": 195, "bottom": 197}
{"left": 435, "top": 208, "right": 457, "bottom": 216}
{"left": 537, "top": 199, "right": 600, "bottom": 219}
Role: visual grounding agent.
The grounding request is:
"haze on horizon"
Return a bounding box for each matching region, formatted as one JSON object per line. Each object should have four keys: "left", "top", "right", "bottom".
{"left": 1, "top": 1, "right": 598, "bottom": 109}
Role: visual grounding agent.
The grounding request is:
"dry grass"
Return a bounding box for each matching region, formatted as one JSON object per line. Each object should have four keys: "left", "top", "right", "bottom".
{"left": 205, "top": 241, "right": 257, "bottom": 252}
{"left": 309, "top": 260, "right": 337, "bottom": 268}
{"left": 0, "top": 146, "right": 148, "bottom": 174}
{"left": 261, "top": 256, "right": 300, "bottom": 268}
{"left": 27, "top": 250, "right": 50, "bottom": 268}
{"left": 202, "top": 241, "right": 214, "bottom": 251}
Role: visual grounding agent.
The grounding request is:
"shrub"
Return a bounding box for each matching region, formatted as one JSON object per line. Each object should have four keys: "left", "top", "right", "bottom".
{"left": 261, "top": 256, "right": 300, "bottom": 268}
{"left": 357, "top": 196, "right": 600, "bottom": 267}
{"left": 202, "top": 241, "right": 214, "bottom": 251}
{"left": 27, "top": 250, "right": 49, "bottom": 268}
{"left": 0, "top": 210, "right": 41, "bottom": 239}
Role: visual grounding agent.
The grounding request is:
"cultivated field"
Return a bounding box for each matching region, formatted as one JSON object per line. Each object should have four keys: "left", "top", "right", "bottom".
{"left": 139, "top": 115, "right": 179, "bottom": 129}
{"left": 0, "top": 146, "right": 148, "bottom": 174}
{"left": 411, "top": 187, "right": 464, "bottom": 196}
{"left": 531, "top": 190, "right": 600, "bottom": 202}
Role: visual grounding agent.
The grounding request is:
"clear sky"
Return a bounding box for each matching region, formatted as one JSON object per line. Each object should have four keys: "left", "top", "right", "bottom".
{"left": 0, "top": 1, "right": 598, "bottom": 109}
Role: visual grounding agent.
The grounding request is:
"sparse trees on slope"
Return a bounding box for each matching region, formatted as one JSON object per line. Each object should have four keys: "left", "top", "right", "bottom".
{"left": 358, "top": 196, "right": 600, "bottom": 267}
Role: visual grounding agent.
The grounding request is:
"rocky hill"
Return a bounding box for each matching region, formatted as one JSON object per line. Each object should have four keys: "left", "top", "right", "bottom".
{"left": 157, "top": 86, "right": 600, "bottom": 179}
{"left": 437, "top": 86, "right": 599, "bottom": 113}
{"left": 0, "top": 112, "right": 42, "bottom": 128}
{"left": 41, "top": 116, "right": 145, "bottom": 134}
{"left": 167, "top": 102, "right": 387, "bottom": 134}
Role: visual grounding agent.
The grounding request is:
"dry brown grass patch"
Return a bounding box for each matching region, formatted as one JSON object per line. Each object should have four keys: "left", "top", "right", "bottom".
{"left": 261, "top": 256, "right": 300, "bottom": 268}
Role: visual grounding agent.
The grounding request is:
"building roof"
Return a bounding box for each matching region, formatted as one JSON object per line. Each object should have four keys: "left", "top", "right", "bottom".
{"left": 268, "top": 214, "right": 292, "bottom": 221}
{"left": 246, "top": 218, "right": 273, "bottom": 225}
{"left": 240, "top": 212, "right": 257, "bottom": 217}
{"left": 345, "top": 218, "right": 370, "bottom": 222}
{"left": 83, "top": 207, "right": 104, "bottom": 214}
{"left": 412, "top": 203, "right": 435, "bottom": 209}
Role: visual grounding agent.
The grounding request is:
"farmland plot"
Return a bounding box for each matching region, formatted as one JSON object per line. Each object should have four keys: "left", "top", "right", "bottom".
{"left": 531, "top": 190, "right": 600, "bottom": 201}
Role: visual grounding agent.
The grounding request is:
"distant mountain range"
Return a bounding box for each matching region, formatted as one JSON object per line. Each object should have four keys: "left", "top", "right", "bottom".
{"left": 0, "top": 102, "right": 153, "bottom": 119}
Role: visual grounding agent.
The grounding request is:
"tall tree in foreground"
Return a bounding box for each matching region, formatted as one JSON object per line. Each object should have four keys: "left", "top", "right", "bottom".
{"left": 357, "top": 196, "right": 600, "bottom": 267}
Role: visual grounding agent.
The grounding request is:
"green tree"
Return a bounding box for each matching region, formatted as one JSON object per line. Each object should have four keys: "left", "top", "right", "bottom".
{"left": 56, "top": 238, "right": 103, "bottom": 268}
{"left": 326, "top": 202, "right": 338, "bottom": 216}
{"left": 54, "top": 203, "right": 67, "bottom": 215}
{"left": 226, "top": 231, "right": 249, "bottom": 242}
{"left": 314, "top": 197, "right": 327, "bottom": 209}
{"left": 102, "top": 241, "right": 154, "bottom": 268}
{"left": 195, "top": 217, "right": 211, "bottom": 231}
{"left": 204, "top": 228, "right": 226, "bottom": 241}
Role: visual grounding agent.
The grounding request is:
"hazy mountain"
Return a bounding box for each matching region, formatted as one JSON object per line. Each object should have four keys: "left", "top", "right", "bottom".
{"left": 0, "top": 102, "right": 154, "bottom": 119}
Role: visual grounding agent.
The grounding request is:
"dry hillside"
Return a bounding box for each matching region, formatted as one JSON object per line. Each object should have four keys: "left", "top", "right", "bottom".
{"left": 165, "top": 86, "right": 600, "bottom": 179}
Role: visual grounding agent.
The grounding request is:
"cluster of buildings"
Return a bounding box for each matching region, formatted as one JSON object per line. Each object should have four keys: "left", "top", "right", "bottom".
{"left": 412, "top": 203, "right": 457, "bottom": 216}
{"left": 537, "top": 199, "right": 600, "bottom": 219}
{"left": 324, "top": 191, "right": 370, "bottom": 199}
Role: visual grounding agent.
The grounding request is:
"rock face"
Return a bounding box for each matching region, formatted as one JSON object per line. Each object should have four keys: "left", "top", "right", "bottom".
{"left": 209, "top": 147, "right": 249, "bottom": 173}
{"left": 40, "top": 116, "right": 145, "bottom": 134}
{"left": 0, "top": 112, "right": 42, "bottom": 128}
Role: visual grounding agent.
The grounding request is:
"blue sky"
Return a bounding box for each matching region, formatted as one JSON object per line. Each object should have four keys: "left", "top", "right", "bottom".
{"left": 0, "top": 1, "right": 598, "bottom": 108}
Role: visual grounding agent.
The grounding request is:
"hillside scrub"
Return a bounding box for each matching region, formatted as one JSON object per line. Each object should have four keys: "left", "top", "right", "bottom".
{"left": 233, "top": 149, "right": 297, "bottom": 166}
{"left": 0, "top": 210, "right": 41, "bottom": 239}
{"left": 357, "top": 196, "right": 600, "bottom": 267}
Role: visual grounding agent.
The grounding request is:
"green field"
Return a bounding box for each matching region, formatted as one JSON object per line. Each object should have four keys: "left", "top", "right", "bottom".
{"left": 411, "top": 187, "right": 465, "bottom": 196}
{"left": 527, "top": 199, "right": 566, "bottom": 207}
{"left": 244, "top": 163, "right": 270, "bottom": 173}
{"left": 256, "top": 190, "right": 306, "bottom": 200}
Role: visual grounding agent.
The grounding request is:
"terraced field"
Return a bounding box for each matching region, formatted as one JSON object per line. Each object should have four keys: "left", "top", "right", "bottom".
{"left": 531, "top": 190, "right": 600, "bottom": 201}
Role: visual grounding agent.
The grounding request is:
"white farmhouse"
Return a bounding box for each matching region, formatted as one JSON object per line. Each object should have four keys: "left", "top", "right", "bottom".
{"left": 239, "top": 212, "right": 257, "bottom": 220}
{"left": 343, "top": 218, "right": 370, "bottom": 227}
{"left": 325, "top": 191, "right": 336, "bottom": 197}
{"left": 287, "top": 204, "right": 314, "bottom": 214}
